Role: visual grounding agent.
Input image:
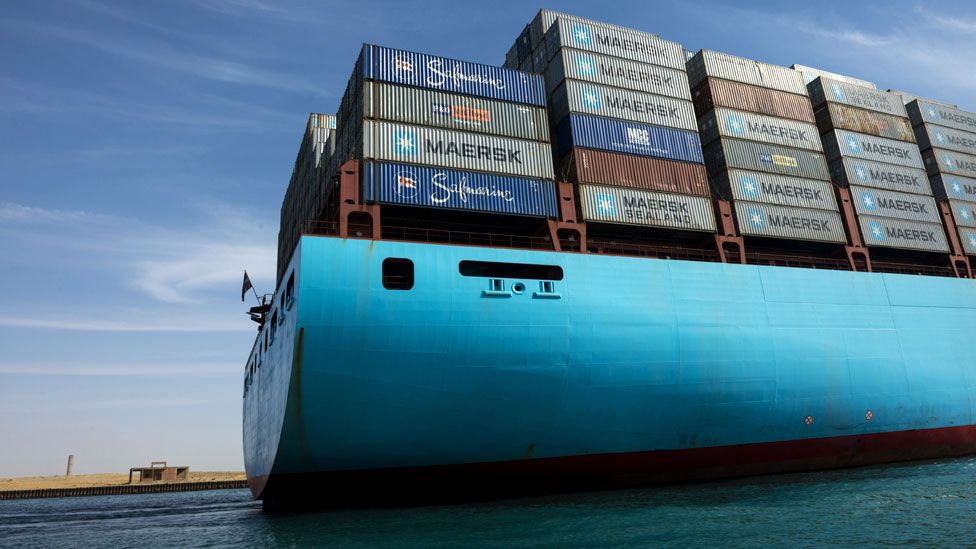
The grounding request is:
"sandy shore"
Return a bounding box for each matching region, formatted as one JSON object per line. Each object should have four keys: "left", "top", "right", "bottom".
{"left": 0, "top": 472, "right": 245, "bottom": 492}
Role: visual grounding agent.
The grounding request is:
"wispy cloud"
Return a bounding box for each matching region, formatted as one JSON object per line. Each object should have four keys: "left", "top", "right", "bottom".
{"left": 0, "top": 316, "right": 253, "bottom": 333}
{"left": 0, "top": 360, "right": 241, "bottom": 376}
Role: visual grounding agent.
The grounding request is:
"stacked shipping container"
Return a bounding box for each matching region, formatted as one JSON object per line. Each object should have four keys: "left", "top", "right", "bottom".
{"left": 278, "top": 113, "right": 336, "bottom": 283}
{"left": 331, "top": 44, "right": 558, "bottom": 220}
{"left": 907, "top": 100, "right": 976, "bottom": 255}
{"left": 689, "top": 51, "right": 845, "bottom": 244}
{"left": 810, "top": 78, "right": 949, "bottom": 253}
{"left": 505, "top": 11, "right": 716, "bottom": 233}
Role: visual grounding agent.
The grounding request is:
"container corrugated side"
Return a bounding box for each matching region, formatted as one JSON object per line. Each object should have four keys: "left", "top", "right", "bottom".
{"left": 828, "top": 157, "right": 931, "bottom": 195}
{"left": 858, "top": 215, "right": 949, "bottom": 252}
{"left": 559, "top": 148, "right": 710, "bottom": 196}
{"left": 822, "top": 129, "right": 924, "bottom": 169}
{"left": 553, "top": 112, "right": 703, "bottom": 163}
{"left": 715, "top": 169, "right": 838, "bottom": 211}
{"left": 807, "top": 77, "right": 908, "bottom": 117}
{"left": 578, "top": 183, "right": 716, "bottom": 232}
{"left": 360, "top": 81, "right": 550, "bottom": 142}
{"left": 815, "top": 103, "right": 915, "bottom": 143}
{"left": 360, "top": 44, "right": 545, "bottom": 106}
{"left": 361, "top": 121, "right": 555, "bottom": 179}
{"left": 703, "top": 138, "right": 829, "bottom": 181}
{"left": 549, "top": 79, "right": 697, "bottom": 131}
{"left": 930, "top": 173, "right": 976, "bottom": 202}
{"left": 527, "top": 10, "right": 651, "bottom": 60}
{"left": 733, "top": 201, "right": 846, "bottom": 243}
{"left": 958, "top": 227, "right": 976, "bottom": 254}
{"left": 915, "top": 123, "right": 976, "bottom": 156}
{"left": 849, "top": 185, "right": 941, "bottom": 224}
{"left": 541, "top": 17, "right": 686, "bottom": 70}
{"left": 907, "top": 99, "right": 976, "bottom": 134}
{"left": 686, "top": 50, "right": 807, "bottom": 96}
{"left": 923, "top": 147, "right": 976, "bottom": 179}
{"left": 545, "top": 48, "right": 692, "bottom": 101}
{"left": 691, "top": 77, "right": 815, "bottom": 124}
{"left": 699, "top": 107, "right": 823, "bottom": 152}
{"left": 947, "top": 199, "right": 976, "bottom": 229}
{"left": 790, "top": 64, "right": 876, "bottom": 89}
{"left": 361, "top": 161, "right": 557, "bottom": 217}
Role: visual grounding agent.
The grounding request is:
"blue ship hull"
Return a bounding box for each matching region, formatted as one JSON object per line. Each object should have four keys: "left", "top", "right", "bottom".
{"left": 243, "top": 235, "right": 976, "bottom": 506}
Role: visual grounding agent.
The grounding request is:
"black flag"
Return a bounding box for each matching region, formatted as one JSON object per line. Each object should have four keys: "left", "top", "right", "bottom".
{"left": 241, "top": 271, "right": 253, "bottom": 302}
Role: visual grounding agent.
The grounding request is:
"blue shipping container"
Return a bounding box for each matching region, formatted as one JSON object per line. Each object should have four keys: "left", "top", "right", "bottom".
{"left": 361, "top": 44, "right": 546, "bottom": 107}
{"left": 361, "top": 161, "right": 558, "bottom": 218}
{"left": 554, "top": 113, "right": 704, "bottom": 163}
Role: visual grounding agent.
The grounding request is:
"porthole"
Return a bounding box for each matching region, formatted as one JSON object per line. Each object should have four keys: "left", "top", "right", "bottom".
{"left": 512, "top": 282, "right": 526, "bottom": 295}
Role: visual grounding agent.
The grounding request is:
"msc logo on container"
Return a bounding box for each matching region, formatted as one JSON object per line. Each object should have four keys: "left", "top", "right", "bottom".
{"left": 853, "top": 163, "right": 870, "bottom": 182}
{"left": 580, "top": 87, "right": 601, "bottom": 110}
{"left": 575, "top": 55, "right": 596, "bottom": 77}
{"left": 725, "top": 113, "right": 745, "bottom": 136}
{"left": 830, "top": 83, "right": 847, "bottom": 102}
{"left": 747, "top": 207, "right": 765, "bottom": 228}
{"left": 739, "top": 174, "right": 759, "bottom": 198}
{"left": 572, "top": 24, "right": 592, "bottom": 46}
{"left": 845, "top": 136, "right": 861, "bottom": 154}
{"left": 595, "top": 193, "right": 616, "bottom": 216}
{"left": 393, "top": 170, "right": 419, "bottom": 198}
{"left": 860, "top": 190, "right": 878, "bottom": 211}
{"left": 626, "top": 127, "right": 651, "bottom": 146}
{"left": 868, "top": 220, "right": 885, "bottom": 241}
{"left": 393, "top": 130, "right": 418, "bottom": 155}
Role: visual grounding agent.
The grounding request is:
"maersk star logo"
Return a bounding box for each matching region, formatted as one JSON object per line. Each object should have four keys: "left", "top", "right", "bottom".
{"left": 576, "top": 55, "right": 596, "bottom": 77}
{"left": 393, "top": 130, "right": 417, "bottom": 155}
{"left": 860, "top": 191, "right": 877, "bottom": 211}
{"left": 846, "top": 136, "right": 861, "bottom": 154}
{"left": 596, "top": 193, "right": 615, "bottom": 216}
{"left": 950, "top": 178, "right": 963, "bottom": 195}
{"left": 726, "top": 113, "right": 745, "bottom": 135}
{"left": 854, "top": 164, "right": 868, "bottom": 181}
{"left": 927, "top": 105, "right": 938, "bottom": 119}
{"left": 581, "top": 87, "right": 601, "bottom": 110}
{"left": 572, "top": 24, "right": 591, "bottom": 46}
{"left": 959, "top": 206, "right": 972, "bottom": 222}
{"left": 747, "top": 207, "right": 765, "bottom": 228}
{"left": 944, "top": 155, "right": 954, "bottom": 169}
{"left": 936, "top": 131, "right": 946, "bottom": 144}
{"left": 970, "top": 235, "right": 976, "bottom": 249}
{"left": 831, "top": 82, "right": 846, "bottom": 101}
{"left": 869, "top": 221, "right": 885, "bottom": 241}
{"left": 740, "top": 175, "right": 759, "bottom": 197}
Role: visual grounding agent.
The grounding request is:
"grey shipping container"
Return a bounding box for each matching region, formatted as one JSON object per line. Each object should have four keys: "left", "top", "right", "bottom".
{"left": 545, "top": 48, "right": 692, "bottom": 101}
{"left": 858, "top": 215, "right": 949, "bottom": 252}
{"left": 808, "top": 77, "right": 908, "bottom": 118}
{"left": 915, "top": 123, "right": 976, "bottom": 156}
{"left": 699, "top": 107, "right": 823, "bottom": 152}
{"left": 849, "top": 185, "right": 941, "bottom": 224}
{"left": 703, "top": 138, "right": 830, "bottom": 181}
{"left": 907, "top": 99, "right": 976, "bottom": 134}
{"left": 558, "top": 148, "right": 710, "bottom": 196}
{"left": 733, "top": 201, "right": 846, "bottom": 243}
{"left": 790, "top": 64, "right": 876, "bottom": 89}
{"left": 361, "top": 82, "right": 550, "bottom": 142}
{"left": 549, "top": 79, "right": 697, "bottom": 131}
{"left": 947, "top": 199, "right": 976, "bottom": 229}
{"left": 822, "top": 129, "right": 924, "bottom": 169}
{"left": 828, "top": 157, "right": 932, "bottom": 195}
{"left": 888, "top": 90, "right": 959, "bottom": 109}
{"left": 360, "top": 121, "right": 555, "bottom": 180}
{"left": 815, "top": 102, "right": 915, "bottom": 143}
{"left": 923, "top": 147, "right": 976, "bottom": 179}
{"left": 691, "top": 77, "right": 815, "bottom": 124}
{"left": 715, "top": 169, "right": 838, "bottom": 211}
{"left": 930, "top": 173, "right": 976, "bottom": 202}
{"left": 687, "top": 50, "right": 807, "bottom": 96}
{"left": 540, "top": 16, "right": 686, "bottom": 71}
{"left": 958, "top": 226, "right": 976, "bottom": 254}
{"left": 578, "top": 183, "right": 717, "bottom": 232}
{"left": 527, "top": 10, "right": 653, "bottom": 63}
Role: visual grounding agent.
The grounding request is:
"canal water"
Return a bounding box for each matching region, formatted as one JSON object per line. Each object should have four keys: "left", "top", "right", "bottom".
{"left": 2, "top": 457, "right": 974, "bottom": 547}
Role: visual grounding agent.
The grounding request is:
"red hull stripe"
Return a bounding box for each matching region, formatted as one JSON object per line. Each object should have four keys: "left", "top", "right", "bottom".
{"left": 251, "top": 425, "right": 976, "bottom": 507}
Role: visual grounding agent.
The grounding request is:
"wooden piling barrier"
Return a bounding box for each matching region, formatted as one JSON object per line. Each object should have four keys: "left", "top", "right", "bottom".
{"left": 0, "top": 480, "right": 248, "bottom": 500}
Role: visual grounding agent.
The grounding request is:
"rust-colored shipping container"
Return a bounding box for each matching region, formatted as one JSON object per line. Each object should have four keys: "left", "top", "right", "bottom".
{"left": 815, "top": 102, "right": 915, "bottom": 143}
{"left": 558, "top": 148, "right": 710, "bottom": 196}
{"left": 691, "top": 77, "right": 815, "bottom": 124}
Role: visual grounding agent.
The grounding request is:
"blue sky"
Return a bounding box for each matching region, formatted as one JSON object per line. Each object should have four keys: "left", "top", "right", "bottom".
{"left": 2, "top": 0, "right": 975, "bottom": 477}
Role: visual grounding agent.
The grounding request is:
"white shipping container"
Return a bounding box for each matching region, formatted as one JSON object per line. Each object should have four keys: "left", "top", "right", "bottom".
{"left": 545, "top": 48, "right": 692, "bottom": 101}
{"left": 733, "top": 201, "right": 846, "bottom": 243}
{"left": 541, "top": 17, "right": 686, "bottom": 70}
{"left": 849, "top": 185, "right": 941, "bottom": 224}
{"left": 578, "top": 184, "right": 716, "bottom": 232}
{"left": 549, "top": 79, "right": 697, "bottom": 131}
{"left": 699, "top": 107, "right": 823, "bottom": 152}
{"left": 858, "top": 215, "right": 949, "bottom": 252}
{"left": 687, "top": 50, "right": 807, "bottom": 96}
{"left": 822, "top": 129, "right": 924, "bottom": 169}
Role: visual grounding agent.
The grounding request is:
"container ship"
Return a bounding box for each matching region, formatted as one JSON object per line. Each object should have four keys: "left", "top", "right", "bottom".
{"left": 243, "top": 10, "right": 976, "bottom": 509}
